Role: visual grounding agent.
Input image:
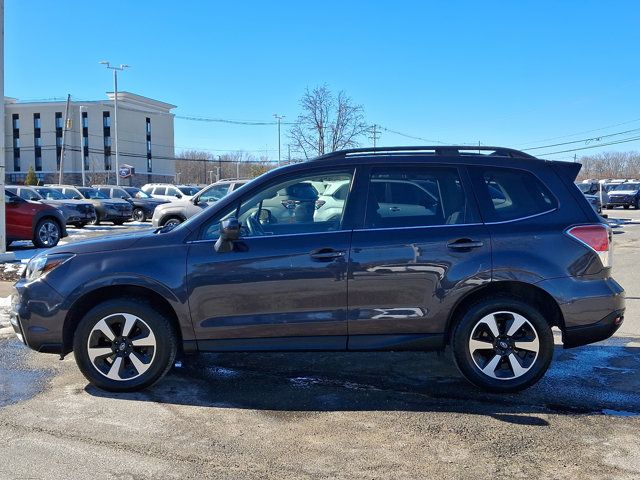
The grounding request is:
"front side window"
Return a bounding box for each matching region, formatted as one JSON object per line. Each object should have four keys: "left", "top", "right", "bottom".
{"left": 198, "top": 184, "right": 230, "bottom": 204}
{"left": 201, "top": 170, "right": 353, "bottom": 240}
{"left": 364, "top": 167, "right": 470, "bottom": 228}
{"left": 153, "top": 187, "right": 166, "bottom": 196}
{"left": 472, "top": 167, "right": 557, "bottom": 222}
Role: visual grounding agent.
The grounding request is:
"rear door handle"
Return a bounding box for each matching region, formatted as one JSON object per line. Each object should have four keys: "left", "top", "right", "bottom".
{"left": 310, "top": 248, "right": 346, "bottom": 261}
{"left": 447, "top": 239, "right": 484, "bottom": 250}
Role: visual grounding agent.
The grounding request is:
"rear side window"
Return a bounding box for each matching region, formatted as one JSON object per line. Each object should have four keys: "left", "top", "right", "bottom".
{"left": 474, "top": 167, "right": 557, "bottom": 222}
{"left": 154, "top": 187, "right": 166, "bottom": 195}
{"left": 364, "top": 166, "right": 471, "bottom": 228}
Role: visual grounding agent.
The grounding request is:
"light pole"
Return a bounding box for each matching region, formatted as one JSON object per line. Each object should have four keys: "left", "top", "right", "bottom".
{"left": 273, "top": 114, "right": 285, "bottom": 166}
{"left": 99, "top": 61, "right": 130, "bottom": 185}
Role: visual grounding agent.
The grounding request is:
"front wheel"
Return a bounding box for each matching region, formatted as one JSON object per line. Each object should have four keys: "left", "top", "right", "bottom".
{"left": 33, "top": 218, "right": 61, "bottom": 248}
{"left": 73, "top": 299, "right": 178, "bottom": 392}
{"left": 89, "top": 214, "right": 101, "bottom": 225}
{"left": 452, "top": 296, "right": 554, "bottom": 393}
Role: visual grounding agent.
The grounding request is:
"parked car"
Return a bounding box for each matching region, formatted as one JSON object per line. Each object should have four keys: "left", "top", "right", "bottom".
{"left": 606, "top": 182, "right": 640, "bottom": 209}
{"left": 4, "top": 189, "right": 67, "bottom": 248}
{"left": 152, "top": 179, "right": 249, "bottom": 228}
{"left": 577, "top": 181, "right": 609, "bottom": 209}
{"left": 141, "top": 184, "right": 202, "bottom": 203}
{"left": 584, "top": 193, "right": 602, "bottom": 214}
{"left": 11, "top": 146, "right": 624, "bottom": 393}
{"left": 6, "top": 185, "right": 97, "bottom": 228}
{"left": 93, "top": 185, "right": 168, "bottom": 222}
{"left": 49, "top": 185, "right": 132, "bottom": 225}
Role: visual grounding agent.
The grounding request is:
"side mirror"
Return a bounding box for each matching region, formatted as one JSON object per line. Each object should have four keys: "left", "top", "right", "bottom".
{"left": 6, "top": 196, "right": 18, "bottom": 204}
{"left": 214, "top": 217, "right": 240, "bottom": 253}
{"left": 175, "top": 193, "right": 182, "bottom": 199}
{"left": 74, "top": 195, "right": 82, "bottom": 200}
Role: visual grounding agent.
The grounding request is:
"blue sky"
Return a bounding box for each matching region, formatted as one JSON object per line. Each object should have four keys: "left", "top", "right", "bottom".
{"left": 5, "top": 0, "right": 640, "bottom": 161}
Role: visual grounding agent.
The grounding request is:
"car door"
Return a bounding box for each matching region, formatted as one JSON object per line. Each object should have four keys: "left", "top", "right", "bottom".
{"left": 347, "top": 164, "right": 492, "bottom": 350}
{"left": 5, "top": 190, "right": 35, "bottom": 240}
{"left": 186, "top": 167, "right": 356, "bottom": 351}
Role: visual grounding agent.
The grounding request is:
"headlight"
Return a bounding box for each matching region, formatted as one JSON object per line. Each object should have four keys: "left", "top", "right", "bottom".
{"left": 25, "top": 253, "right": 75, "bottom": 281}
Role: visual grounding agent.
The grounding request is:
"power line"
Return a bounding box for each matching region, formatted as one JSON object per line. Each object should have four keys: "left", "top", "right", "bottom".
{"left": 518, "top": 117, "right": 640, "bottom": 147}
{"left": 523, "top": 127, "right": 640, "bottom": 152}
{"left": 536, "top": 135, "right": 640, "bottom": 157}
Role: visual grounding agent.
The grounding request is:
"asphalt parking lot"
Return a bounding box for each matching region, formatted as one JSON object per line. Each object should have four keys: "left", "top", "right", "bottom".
{"left": 0, "top": 214, "right": 639, "bottom": 480}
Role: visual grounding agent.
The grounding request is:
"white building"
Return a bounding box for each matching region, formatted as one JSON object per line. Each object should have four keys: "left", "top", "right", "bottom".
{"left": 4, "top": 92, "right": 176, "bottom": 186}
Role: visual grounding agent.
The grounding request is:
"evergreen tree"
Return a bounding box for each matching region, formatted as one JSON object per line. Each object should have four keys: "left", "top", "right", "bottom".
{"left": 24, "top": 166, "right": 38, "bottom": 185}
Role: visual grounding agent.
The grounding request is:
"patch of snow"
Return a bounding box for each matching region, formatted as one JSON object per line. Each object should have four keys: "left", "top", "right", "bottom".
{"left": 602, "top": 409, "right": 640, "bottom": 417}
{"left": 0, "top": 296, "right": 11, "bottom": 307}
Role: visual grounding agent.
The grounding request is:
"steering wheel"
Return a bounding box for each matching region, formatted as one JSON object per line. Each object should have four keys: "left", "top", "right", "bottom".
{"left": 246, "top": 210, "right": 266, "bottom": 236}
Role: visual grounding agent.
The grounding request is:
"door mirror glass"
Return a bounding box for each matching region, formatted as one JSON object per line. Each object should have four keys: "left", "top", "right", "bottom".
{"left": 175, "top": 193, "right": 182, "bottom": 199}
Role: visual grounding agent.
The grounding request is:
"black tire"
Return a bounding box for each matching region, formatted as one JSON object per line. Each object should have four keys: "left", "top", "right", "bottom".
{"left": 132, "top": 208, "right": 146, "bottom": 222}
{"left": 32, "top": 217, "right": 62, "bottom": 248}
{"left": 624, "top": 205, "right": 630, "bottom": 209}
{"left": 113, "top": 220, "right": 125, "bottom": 226}
{"left": 89, "top": 213, "right": 101, "bottom": 225}
{"left": 451, "top": 295, "right": 554, "bottom": 393}
{"left": 72, "top": 222, "right": 87, "bottom": 229}
{"left": 162, "top": 217, "right": 183, "bottom": 228}
{"left": 73, "top": 298, "right": 178, "bottom": 392}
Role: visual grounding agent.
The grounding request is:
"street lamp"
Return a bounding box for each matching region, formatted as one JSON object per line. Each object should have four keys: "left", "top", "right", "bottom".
{"left": 100, "top": 61, "right": 130, "bottom": 185}
{"left": 273, "top": 114, "right": 285, "bottom": 166}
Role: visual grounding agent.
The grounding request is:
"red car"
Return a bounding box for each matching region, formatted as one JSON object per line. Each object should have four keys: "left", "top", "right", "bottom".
{"left": 5, "top": 189, "right": 67, "bottom": 248}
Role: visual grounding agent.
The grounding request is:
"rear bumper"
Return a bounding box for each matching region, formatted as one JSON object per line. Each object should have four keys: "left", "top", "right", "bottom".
{"left": 563, "top": 309, "right": 624, "bottom": 348}
{"left": 536, "top": 275, "right": 625, "bottom": 348}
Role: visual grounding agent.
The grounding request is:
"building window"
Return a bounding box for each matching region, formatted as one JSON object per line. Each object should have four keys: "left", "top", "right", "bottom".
{"left": 146, "top": 117, "right": 152, "bottom": 173}
{"left": 56, "top": 137, "right": 63, "bottom": 148}
{"left": 103, "top": 111, "right": 111, "bottom": 128}
{"left": 82, "top": 111, "right": 88, "bottom": 128}
{"left": 83, "top": 137, "right": 89, "bottom": 147}
{"left": 12, "top": 114, "right": 19, "bottom": 130}
{"left": 105, "top": 154, "right": 112, "bottom": 171}
{"left": 13, "top": 149, "right": 20, "bottom": 172}
{"left": 33, "top": 113, "right": 41, "bottom": 130}
{"left": 104, "top": 136, "right": 112, "bottom": 147}
{"left": 55, "top": 112, "right": 63, "bottom": 129}
{"left": 35, "top": 137, "right": 42, "bottom": 147}
{"left": 13, "top": 137, "right": 20, "bottom": 149}
{"left": 146, "top": 117, "right": 151, "bottom": 134}
{"left": 35, "top": 149, "right": 42, "bottom": 171}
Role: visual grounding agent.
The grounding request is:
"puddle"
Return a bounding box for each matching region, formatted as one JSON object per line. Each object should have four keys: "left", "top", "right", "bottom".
{"left": 0, "top": 338, "right": 52, "bottom": 408}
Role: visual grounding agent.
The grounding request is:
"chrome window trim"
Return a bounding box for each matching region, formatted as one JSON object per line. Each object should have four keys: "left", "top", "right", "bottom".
{"left": 187, "top": 228, "right": 350, "bottom": 244}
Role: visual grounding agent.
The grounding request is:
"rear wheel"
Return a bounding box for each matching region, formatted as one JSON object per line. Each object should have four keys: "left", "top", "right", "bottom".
{"left": 89, "top": 214, "right": 101, "bottom": 226}
{"left": 73, "top": 298, "right": 178, "bottom": 392}
{"left": 452, "top": 296, "right": 553, "bottom": 393}
{"left": 132, "top": 208, "right": 146, "bottom": 222}
{"left": 33, "top": 218, "right": 61, "bottom": 248}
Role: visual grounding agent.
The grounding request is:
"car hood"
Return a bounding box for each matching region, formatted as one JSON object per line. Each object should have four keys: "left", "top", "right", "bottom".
{"left": 49, "top": 230, "right": 154, "bottom": 255}
{"left": 609, "top": 190, "right": 638, "bottom": 195}
{"left": 155, "top": 198, "right": 192, "bottom": 212}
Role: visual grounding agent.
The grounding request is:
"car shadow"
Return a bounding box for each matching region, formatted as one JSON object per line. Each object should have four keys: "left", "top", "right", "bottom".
{"left": 85, "top": 338, "right": 640, "bottom": 425}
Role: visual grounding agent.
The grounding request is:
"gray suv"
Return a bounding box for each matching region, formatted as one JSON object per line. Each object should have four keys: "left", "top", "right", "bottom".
{"left": 50, "top": 186, "right": 133, "bottom": 225}
{"left": 11, "top": 146, "right": 624, "bottom": 393}
{"left": 152, "top": 179, "right": 249, "bottom": 228}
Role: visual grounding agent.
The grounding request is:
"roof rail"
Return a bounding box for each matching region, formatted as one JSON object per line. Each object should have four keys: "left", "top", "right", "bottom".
{"left": 312, "top": 145, "right": 536, "bottom": 162}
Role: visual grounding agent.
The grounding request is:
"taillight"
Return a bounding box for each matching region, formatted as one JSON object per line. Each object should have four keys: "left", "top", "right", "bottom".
{"left": 566, "top": 224, "right": 612, "bottom": 268}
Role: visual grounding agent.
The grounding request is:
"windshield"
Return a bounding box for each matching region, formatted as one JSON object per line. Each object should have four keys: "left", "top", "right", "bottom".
{"left": 576, "top": 184, "right": 591, "bottom": 193}
{"left": 613, "top": 183, "right": 640, "bottom": 191}
{"left": 179, "top": 186, "right": 201, "bottom": 196}
{"left": 35, "top": 187, "right": 69, "bottom": 200}
{"left": 125, "top": 187, "right": 151, "bottom": 199}
{"left": 78, "top": 188, "right": 109, "bottom": 199}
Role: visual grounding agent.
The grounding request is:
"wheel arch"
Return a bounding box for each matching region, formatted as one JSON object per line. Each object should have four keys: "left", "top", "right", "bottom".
{"left": 63, "top": 284, "right": 185, "bottom": 355}
{"left": 445, "top": 281, "right": 565, "bottom": 344}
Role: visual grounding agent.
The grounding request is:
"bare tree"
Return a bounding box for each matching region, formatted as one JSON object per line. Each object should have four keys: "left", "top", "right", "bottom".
{"left": 577, "top": 151, "right": 640, "bottom": 180}
{"left": 289, "top": 85, "right": 369, "bottom": 159}
{"left": 176, "top": 150, "right": 215, "bottom": 184}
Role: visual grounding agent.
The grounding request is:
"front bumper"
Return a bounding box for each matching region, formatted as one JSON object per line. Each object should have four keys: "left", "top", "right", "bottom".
{"left": 66, "top": 211, "right": 97, "bottom": 224}
{"left": 102, "top": 209, "right": 133, "bottom": 221}
{"left": 608, "top": 196, "right": 635, "bottom": 207}
{"left": 10, "top": 278, "right": 67, "bottom": 354}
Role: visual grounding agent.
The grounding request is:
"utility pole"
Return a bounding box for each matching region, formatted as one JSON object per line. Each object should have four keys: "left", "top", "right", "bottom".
{"left": 58, "top": 94, "right": 71, "bottom": 185}
{"left": 79, "top": 106, "right": 86, "bottom": 186}
{"left": 369, "top": 124, "right": 381, "bottom": 148}
{"left": 100, "top": 61, "right": 130, "bottom": 186}
{"left": 0, "top": 0, "right": 12, "bottom": 261}
{"left": 574, "top": 154, "right": 577, "bottom": 163}
{"left": 288, "top": 144, "right": 291, "bottom": 163}
{"left": 273, "top": 114, "right": 285, "bottom": 166}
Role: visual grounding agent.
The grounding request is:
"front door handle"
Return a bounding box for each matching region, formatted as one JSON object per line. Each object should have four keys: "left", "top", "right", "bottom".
{"left": 447, "top": 239, "right": 484, "bottom": 250}
{"left": 310, "top": 248, "right": 346, "bottom": 261}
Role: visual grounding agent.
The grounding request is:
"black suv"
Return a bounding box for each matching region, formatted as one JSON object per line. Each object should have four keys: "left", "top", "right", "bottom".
{"left": 10, "top": 146, "right": 624, "bottom": 393}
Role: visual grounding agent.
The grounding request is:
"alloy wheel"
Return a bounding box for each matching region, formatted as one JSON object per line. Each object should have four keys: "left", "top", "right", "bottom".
{"left": 38, "top": 221, "right": 60, "bottom": 247}
{"left": 86, "top": 313, "right": 157, "bottom": 381}
{"left": 133, "top": 208, "right": 145, "bottom": 222}
{"left": 468, "top": 311, "right": 540, "bottom": 380}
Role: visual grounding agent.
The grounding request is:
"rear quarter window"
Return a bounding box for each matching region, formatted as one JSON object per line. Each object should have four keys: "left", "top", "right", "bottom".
{"left": 472, "top": 167, "right": 557, "bottom": 222}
